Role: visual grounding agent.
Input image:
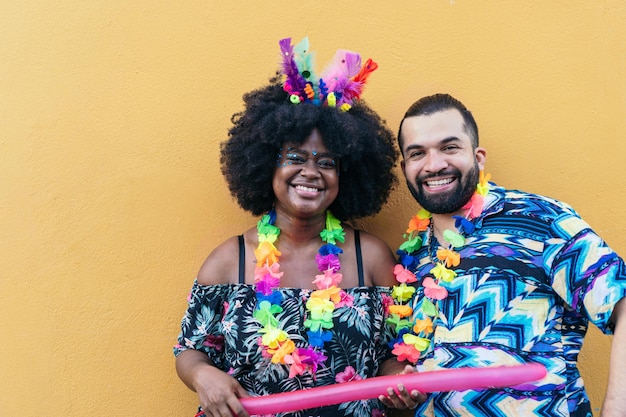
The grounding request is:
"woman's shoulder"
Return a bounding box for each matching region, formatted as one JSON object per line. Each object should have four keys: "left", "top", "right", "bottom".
{"left": 355, "top": 228, "right": 390, "bottom": 249}
{"left": 354, "top": 228, "right": 397, "bottom": 287}
{"left": 197, "top": 229, "right": 255, "bottom": 286}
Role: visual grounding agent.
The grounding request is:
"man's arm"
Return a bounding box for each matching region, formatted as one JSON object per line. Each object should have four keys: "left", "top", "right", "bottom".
{"left": 601, "top": 297, "right": 626, "bottom": 417}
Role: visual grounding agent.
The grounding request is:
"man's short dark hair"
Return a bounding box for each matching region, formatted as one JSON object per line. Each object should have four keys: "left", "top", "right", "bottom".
{"left": 397, "top": 93, "right": 479, "bottom": 153}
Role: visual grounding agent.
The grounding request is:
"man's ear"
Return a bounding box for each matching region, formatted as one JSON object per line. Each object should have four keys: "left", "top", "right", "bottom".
{"left": 475, "top": 147, "right": 487, "bottom": 170}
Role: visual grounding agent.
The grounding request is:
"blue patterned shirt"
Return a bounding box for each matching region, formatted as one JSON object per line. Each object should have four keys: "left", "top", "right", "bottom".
{"left": 410, "top": 184, "right": 626, "bottom": 417}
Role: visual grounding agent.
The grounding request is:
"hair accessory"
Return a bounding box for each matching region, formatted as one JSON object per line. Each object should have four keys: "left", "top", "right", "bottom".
{"left": 279, "top": 37, "right": 378, "bottom": 112}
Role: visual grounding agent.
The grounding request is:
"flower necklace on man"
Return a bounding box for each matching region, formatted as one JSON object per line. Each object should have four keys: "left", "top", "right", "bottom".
{"left": 387, "top": 171, "right": 491, "bottom": 363}
{"left": 253, "top": 210, "right": 350, "bottom": 378}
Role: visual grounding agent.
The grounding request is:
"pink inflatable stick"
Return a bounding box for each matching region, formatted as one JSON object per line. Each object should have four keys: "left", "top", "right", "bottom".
{"left": 239, "top": 364, "right": 546, "bottom": 415}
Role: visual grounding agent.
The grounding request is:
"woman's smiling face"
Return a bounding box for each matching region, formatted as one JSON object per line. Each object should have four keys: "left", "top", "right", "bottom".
{"left": 272, "top": 128, "right": 339, "bottom": 218}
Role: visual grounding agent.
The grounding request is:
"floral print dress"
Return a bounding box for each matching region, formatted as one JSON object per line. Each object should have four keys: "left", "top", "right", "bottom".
{"left": 174, "top": 282, "right": 393, "bottom": 417}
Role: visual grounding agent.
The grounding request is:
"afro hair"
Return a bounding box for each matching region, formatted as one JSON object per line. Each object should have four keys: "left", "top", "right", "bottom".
{"left": 220, "top": 76, "right": 398, "bottom": 221}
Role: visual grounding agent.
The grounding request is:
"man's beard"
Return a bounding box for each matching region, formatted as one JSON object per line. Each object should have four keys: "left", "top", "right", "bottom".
{"left": 407, "top": 163, "right": 480, "bottom": 214}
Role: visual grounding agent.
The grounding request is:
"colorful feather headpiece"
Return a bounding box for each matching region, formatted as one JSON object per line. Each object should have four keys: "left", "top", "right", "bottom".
{"left": 279, "top": 37, "right": 378, "bottom": 112}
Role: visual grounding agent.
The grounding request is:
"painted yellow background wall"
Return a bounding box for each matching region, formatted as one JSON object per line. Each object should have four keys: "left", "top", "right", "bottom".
{"left": 1, "top": 1, "right": 624, "bottom": 416}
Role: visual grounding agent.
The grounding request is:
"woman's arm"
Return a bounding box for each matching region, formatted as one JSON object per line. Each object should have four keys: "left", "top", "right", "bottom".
{"left": 176, "top": 233, "right": 253, "bottom": 417}
{"left": 175, "top": 350, "right": 250, "bottom": 417}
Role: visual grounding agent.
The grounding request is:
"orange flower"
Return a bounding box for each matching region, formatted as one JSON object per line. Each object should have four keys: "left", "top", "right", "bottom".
{"left": 388, "top": 304, "right": 413, "bottom": 318}
{"left": 413, "top": 317, "right": 433, "bottom": 334}
{"left": 268, "top": 339, "right": 296, "bottom": 364}
{"left": 407, "top": 214, "right": 431, "bottom": 234}
{"left": 437, "top": 248, "right": 461, "bottom": 267}
{"left": 254, "top": 241, "right": 281, "bottom": 266}
{"left": 311, "top": 286, "right": 342, "bottom": 304}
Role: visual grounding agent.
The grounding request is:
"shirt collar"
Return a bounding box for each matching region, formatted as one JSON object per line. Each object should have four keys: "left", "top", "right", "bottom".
{"left": 473, "top": 182, "right": 505, "bottom": 229}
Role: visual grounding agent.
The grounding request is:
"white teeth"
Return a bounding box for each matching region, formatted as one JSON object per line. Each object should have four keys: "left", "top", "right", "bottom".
{"left": 295, "top": 185, "right": 319, "bottom": 192}
{"left": 426, "top": 178, "right": 454, "bottom": 187}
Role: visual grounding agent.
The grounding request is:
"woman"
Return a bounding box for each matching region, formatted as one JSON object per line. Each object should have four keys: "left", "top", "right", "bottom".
{"left": 174, "top": 37, "right": 421, "bottom": 417}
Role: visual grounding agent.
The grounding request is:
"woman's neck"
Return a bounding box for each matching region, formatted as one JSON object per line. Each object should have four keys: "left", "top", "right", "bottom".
{"left": 273, "top": 210, "right": 327, "bottom": 245}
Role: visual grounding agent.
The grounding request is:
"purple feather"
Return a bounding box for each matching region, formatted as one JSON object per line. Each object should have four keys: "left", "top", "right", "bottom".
{"left": 278, "top": 38, "right": 306, "bottom": 94}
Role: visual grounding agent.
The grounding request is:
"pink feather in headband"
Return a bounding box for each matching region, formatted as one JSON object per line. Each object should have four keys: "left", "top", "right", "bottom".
{"left": 277, "top": 37, "right": 377, "bottom": 111}
{"left": 319, "top": 50, "right": 361, "bottom": 105}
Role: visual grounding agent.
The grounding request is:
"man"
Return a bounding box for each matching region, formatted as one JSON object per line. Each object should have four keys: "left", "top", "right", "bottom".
{"left": 395, "top": 93, "right": 626, "bottom": 416}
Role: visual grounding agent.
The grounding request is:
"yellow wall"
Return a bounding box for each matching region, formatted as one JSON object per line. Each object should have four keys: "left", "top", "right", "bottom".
{"left": 1, "top": 1, "right": 624, "bottom": 416}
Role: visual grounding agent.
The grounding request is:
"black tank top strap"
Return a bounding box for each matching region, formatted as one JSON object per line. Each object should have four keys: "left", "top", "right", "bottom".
{"left": 354, "top": 229, "right": 364, "bottom": 287}
{"left": 238, "top": 234, "right": 245, "bottom": 284}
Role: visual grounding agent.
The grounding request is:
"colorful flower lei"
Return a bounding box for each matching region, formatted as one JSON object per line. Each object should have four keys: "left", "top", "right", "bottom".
{"left": 253, "top": 210, "right": 347, "bottom": 378}
{"left": 387, "top": 171, "right": 491, "bottom": 363}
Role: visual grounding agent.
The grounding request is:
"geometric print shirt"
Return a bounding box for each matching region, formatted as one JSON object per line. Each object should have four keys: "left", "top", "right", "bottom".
{"left": 409, "top": 184, "right": 626, "bottom": 417}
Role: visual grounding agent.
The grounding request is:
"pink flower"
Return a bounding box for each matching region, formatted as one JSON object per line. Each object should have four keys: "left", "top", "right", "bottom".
{"left": 392, "top": 342, "right": 421, "bottom": 363}
{"left": 423, "top": 277, "right": 448, "bottom": 300}
{"left": 254, "top": 262, "right": 283, "bottom": 282}
{"left": 335, "top": 290, "right": 354, "bottom": 308}
{"left": 381, "top": 293, "right": 393, "bottom": 315}
{"left": 394, "top": 264, "right": 417, "bottom": 283}
{"left": 202, "top": 334, "right": 225, "bottom": 352}
{"left": 313, "top": 269, "right": 343, "bottom": 289}
{"left": 462, "top": 193, "right": 485, "bottom": 219}
{"left": 335, "top": 366, "right": 362, "bottom": 383}
{"left": 257, "top": 337, "right": 273, "bottom": 359}
{"left": 284, "top": 351, "right": 307, "bottom": 378}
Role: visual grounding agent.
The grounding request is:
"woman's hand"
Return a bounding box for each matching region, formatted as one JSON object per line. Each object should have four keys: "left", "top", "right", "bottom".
{"left": 378, "top": 364, "right": 427, "bottom": 411}
{"left": 176, "top": 350, "right": 251, "bottom": 417}
{"left": 193, "top": 365, "right": 251, "bottom": 417}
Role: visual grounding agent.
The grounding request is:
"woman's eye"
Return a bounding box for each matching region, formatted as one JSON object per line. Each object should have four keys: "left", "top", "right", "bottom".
{"left": 317, "top": 159, "right": 336, "bottom": 169}
{"left": 286, "top": 153, "right": 306, "bottom": 163}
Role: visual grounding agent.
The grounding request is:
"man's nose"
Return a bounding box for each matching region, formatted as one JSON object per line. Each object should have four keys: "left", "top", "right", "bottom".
{"left": 423, "top": 151, "right": 448, "bottom": 173}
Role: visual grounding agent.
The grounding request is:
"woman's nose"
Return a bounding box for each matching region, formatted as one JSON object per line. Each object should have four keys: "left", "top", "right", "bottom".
{"left": 299, "top": 159, "right": 321, "bottom": 177}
